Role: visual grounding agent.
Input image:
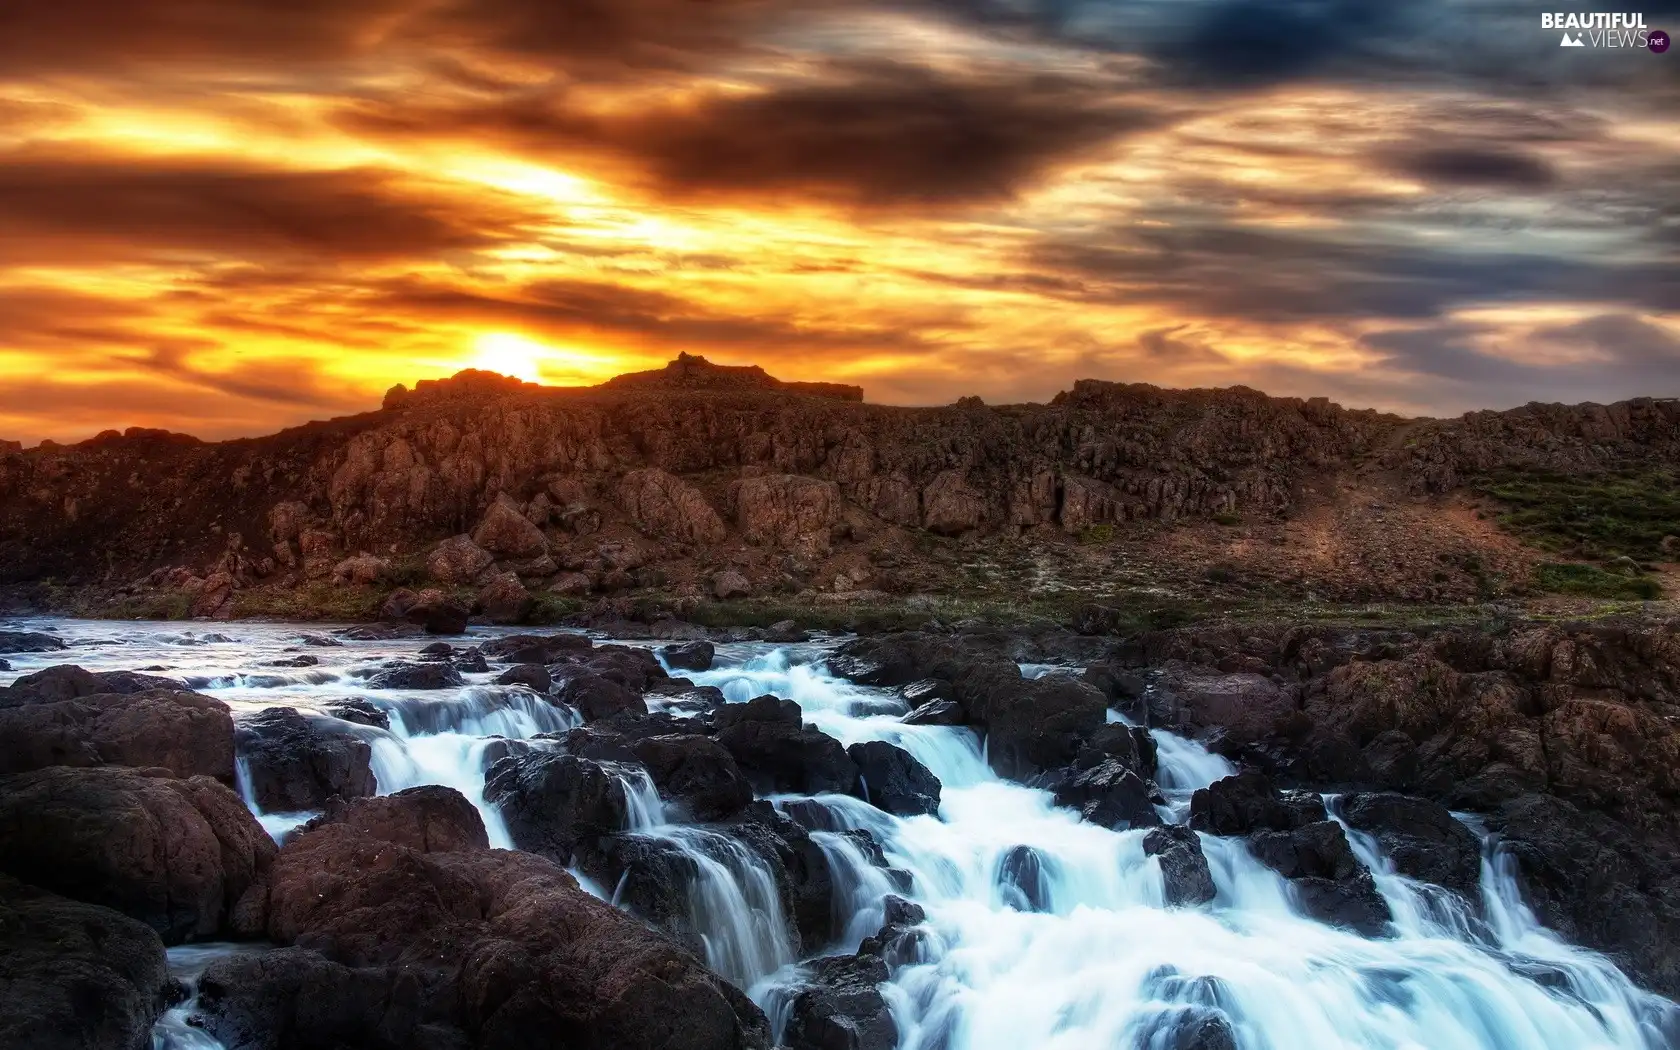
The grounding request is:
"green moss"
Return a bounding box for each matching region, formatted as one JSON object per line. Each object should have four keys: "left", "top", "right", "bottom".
{"left": 1080, "top": 524, "right": 1116, "bottom": 545}
{"left": 227, "top": 582, "right": 386, "bottom": 621}
{"left": 1212, "top": 512, "right": 1243, "bottom": 526}
{"left": 524, "top": 593, "right": 582, "bottom": 624}
{"left": 1472, "top": 466, "right": 1680, "bottom": 561}
{"left": 1532, "top": 562, "right": 1662, "bottom": 601}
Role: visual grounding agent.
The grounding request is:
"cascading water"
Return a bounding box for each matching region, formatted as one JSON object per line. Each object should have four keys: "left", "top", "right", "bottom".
{"left": 7, "top": 620, "right": 1676, "bottom": 1050}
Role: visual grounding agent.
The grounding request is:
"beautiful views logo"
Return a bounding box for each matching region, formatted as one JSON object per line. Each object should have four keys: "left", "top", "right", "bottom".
{"left": 1540, "top": 11, "right": 1668, "bottom": 49}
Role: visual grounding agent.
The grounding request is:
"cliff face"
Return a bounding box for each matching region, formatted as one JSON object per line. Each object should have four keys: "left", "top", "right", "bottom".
{"left": 0, "top": 357, "right": 1674, "bottom": 607}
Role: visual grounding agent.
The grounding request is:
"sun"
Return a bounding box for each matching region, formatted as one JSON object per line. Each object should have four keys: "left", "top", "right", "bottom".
{"left": 469, "top": 332, "right": 549, "bottom": 384}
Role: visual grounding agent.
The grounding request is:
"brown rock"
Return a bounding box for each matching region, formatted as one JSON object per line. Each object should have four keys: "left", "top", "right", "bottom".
{"left": 728, "top": 474, "right": 841, "bottom": 555}
{"left": 471, "top": 492, "right": 549, "bottom": 558}
{"left": 550, "top": 570, "right": 595, "bottom": 595}
{"left": 713, "top": 570, "right": 752, "bottom": 600}
{"left": 305, "top": 785, "right": 489, "bottom": 853}
{"left": 477, "top": 570, "right": 532, "bottom": 623}
{"left": 0, "top": 681, "right": 234, "bottom": 780}
{"left": 297, "top": 529, "right": 337, "bottom": 580}
{"left": 921, "top": 471, "right": 984, "bottom": 535}
{"left": 329, "top": 553, "right": 389, "bottom": 585}
{"left": 427, "top": 534, "right": 494, "bottom": 585}
{"left": 189, "top": 570, "right": 236, "bottom": 618}
{"left": 620, "top": 467, "right": 729, "bottom": 544}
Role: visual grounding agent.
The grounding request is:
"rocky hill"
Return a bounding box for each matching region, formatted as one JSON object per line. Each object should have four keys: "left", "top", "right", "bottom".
{"left": 1, "top": 356, "right": 1675, "bottom": 621}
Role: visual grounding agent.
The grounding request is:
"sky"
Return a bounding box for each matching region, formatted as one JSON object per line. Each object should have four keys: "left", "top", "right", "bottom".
{"left": 1, "top": 0, "right": 1676, "bottom": 443}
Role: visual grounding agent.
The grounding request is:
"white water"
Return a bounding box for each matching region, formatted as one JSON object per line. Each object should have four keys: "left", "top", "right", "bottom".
{"left": 5, "top": 619, "right": 1675, "bottom": 1050}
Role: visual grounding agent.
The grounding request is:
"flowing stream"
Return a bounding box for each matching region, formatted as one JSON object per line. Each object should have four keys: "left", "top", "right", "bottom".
{"left": 2, "top": 620, "right": 1675, "bottom": 1050}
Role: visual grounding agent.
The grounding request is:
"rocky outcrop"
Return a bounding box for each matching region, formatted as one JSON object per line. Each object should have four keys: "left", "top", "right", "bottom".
{"left": 620, "top": 468, "right": 729, "bottom": 545}
{"left": 713, "top": 695, "right": 858, "bottom": 796}
{"left": 660, "top": 639, "right": 715, "bottom": 672}
{"left": 0, "top": 766, "right": 274, "bottom": 943}
{"left": 475, "top": 569, "right": 532, "bottom": 623}
{"left": 234, "top": 707, "right": 376, "bottom": 812}
{"left": 471, "top": 492, "right": 548, "bottom": 558}
{"left": 0, "top": 674, "right": 234, "bottom": 779}
{"left": 206, "top": 786, "right": 770, "bottom": 1050}
{"left": 1143, "top": 825, "right": 1216, "bottom": 907}
{"left": 0, "top": 875, "right": 173, "bottom": 1050}
{"left": 305, "top": 785, "right": 490, "bottom": 853}
{"left": 782, "top": 953, "right": 897, "bottom": 1050}
{"left": 483, "top": 750, "right": 638, "bottom": 863}
{"left": 365, "top": 661, "right": 464, "bottom": 690}
{"left": 1338, "top": 792, "right": 1481, "bottom": 903}
{"left": 727, "top": 474, "right": 840, "bottom": 555}
{"left": 847, "top": 740, "right": 941, "bottom": 816}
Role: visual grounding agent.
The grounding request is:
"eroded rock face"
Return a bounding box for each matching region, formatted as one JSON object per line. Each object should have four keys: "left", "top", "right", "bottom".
{"left": 782, "top": 953, "right": 897, "bottom": 1050}
{"left": 234, "top": 707, "right": 376, "bottom": 812}
{"left": 728, "top": 474, "right": 840, "bottom": 555}
{"left": 476, "top": 569, "right": 532, "bottom": 623}
{"left": 0, "top": 875, "right": 172, "bottom": 1050}
{"left": 0, "top": 766, "right": 273, "bottom": 943}
{"left": 208, "top": 789, "right": 769, "bottom": 1050}
{"left": 1338, "top": 792, "right": 1481, "bottom": 903}
{"left": 0, "top": 676, "right": 234, "bottom": 780}
{"left": 620, "top": 467, "right": 728, "bottom": 545}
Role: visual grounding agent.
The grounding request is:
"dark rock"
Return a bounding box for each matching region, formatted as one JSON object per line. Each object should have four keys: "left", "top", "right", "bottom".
{"left": 1133, "top": 1007, "right": 1238, "bottom": 1050}
{"left": 629, "top": 734, "right": 753, "bottom": 822}
{"left": 481, "top": 631, "right": 594, "bottom": 664}
{"left": 1051, "top": 759, "right": 1162, "bottom": 830}
{"left": 417, "top": 641, "right": 454, "bottom": 660}
{"left": 1247, "top": 821, "right": 1392, "bottom": 935}
{"left": 235, "top": 707, "right": 376, "bottom": 812}
{"left": 1339, "top": 792, "right": 1481, "bottom": 902}
{"left": 0, "top": 679, "right": 234, "bottom": 780}
{"left": 1081, "top": 663, "right": 1148, "bottom": 723}
{"left": 559, "top": 672, "right": 649, "bottom": 721}
{"left": 858, "top": 893, "right": 928, "bottom": 967}
{"left": 1076, "top": 721, "right": 1158, "bottom": 781}
{"left": 783, "top": 952, "right": 896, "bottom": 1050}
{"left": 303, "top": 785, "right": 489, "bottom": 853}
{"left": 715, "top": 696, "right": 858, "bottom": 795}
{"left": 763, "top": 620, "right": 810, "bottom": 644}
{"left": 0, "top": 766, "right": 273, "bottom": 943}
{"left": 900, "top": 678, "right": 952, "bottom": 707}
{"left": 1143, "top": 825, "right": 1216, "bottom": 907}
{"left": 299, "top": 634, "right": 342, "bottom": 647}
{"left": 661, "top": 640, "right": 715, "bottom": 672}
{"left": 0, "top": 875, "right": 172, "bottom": 1050}
{"left": 900, "top": 697, "right": 964, "bottom": 726}
{"left": 0, "top": 630, "right": 66, "bottom": 653}
{"left": 323, "top": 697, "right": 388, "bottom": 730}
{"left": 452, "top": 647, "right": 489, "bottom": 673}
{"left": 997, "top": 845, "right": 1055, "bottom": 912}
{"left": 557, "top": 644, "right": 669, "bottom": 693}
{"left": 265, "top": 654, "right": 318, "bottom": 668}
{"left": 1188, "top": 772, "right": 1325, "bottom": 836}
{"left": 484, "top": 750, "right": 637, "bottom": 863}
{"left": 495, "top": 662, "right": 552, "bottom": 691}
{"left": 958, "top": 660, "right": 1110, "bottom": 778}
{"left": 402, "top": 588, "right": 470, "bottom": 635}
{"left": 1, "top": 663, "right": 180, "bottom": 704}
{"left": 365, "top": 661, "right": 464, "bottom": 690}
{"left": 847, "top": 741, "right": 941, "bottom": 816}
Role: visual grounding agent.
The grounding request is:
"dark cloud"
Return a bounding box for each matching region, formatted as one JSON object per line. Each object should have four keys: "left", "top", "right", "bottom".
{"left": 0, "top": 152, "right": 546, "bottom": 265}
{"left": 340, "top": 61, "right": 1160, "bottom": 207}
{"left": 1387, "top": 146, "right": 1557, "bottom": 189}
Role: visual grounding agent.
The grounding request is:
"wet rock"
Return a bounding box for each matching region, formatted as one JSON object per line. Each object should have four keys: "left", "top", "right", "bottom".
{"left": 960, "top": 662, "right": 1110, "bottom": 778}
{"left": 712, "top": 570, "right": 752, "bottom": 600}
{"left": 426, "top": 534, "right": 494, "bottom": 585}
{"left": 629, "top": 734, "right": 753, "bottom": 822}
{"left": 470, "top": 492, "right": 548, "bottom": 558}
{"left": 1076, "top": 722, "right": 1159, "bottom": 781}
{"left": 220, "top": 806, "right": 769, "bottom": 1050}
{"left": 1247, "top": 821, "right": 1392, "bottom": 935}
{"left": 1153, "top": 670, "right": 1298, "bottom": 749}
{"left": 0, "top": 766, "right": 273, "bottom": 943}
{"left": 452, "top": 646, "right": 489, "bottom": 673}
{"left": 365, "top": 661, "right": 464, "bottom": 690}
{"left": 0, "top": 875, "right": 172, "bottom": 1050}
{"left": 1051, "top": 759, "right": 1162, "bottom": 830}
{"left": 305, "top": 785, "right": 489, "bottom": 853}
{"left": 900, "top": 696, "right": 964, "bottom": 726}
{"left": 265, "top": 654, "right": 318, "bottom": 667}
{"left": 1081, "top": 663, "right": 1148, "bottom": 723}
{"left": 299, "top": 633, "right": 342, "bottom": 647}
{"left": 715, "top": 695, "right": 858, "bottom": 795}
{"left": 323, "top": 697, "right": 388, "bottom": 730}
{"left": 858, "top": 893, "right": 928, "bottom": 967}
{"left": 847, "top": 741, "right": 942, "bottom": 816}
{"left": 588, "top": 832, "right": 703, "bottom": 937}
{"left": 1188, "top": 772, "right": 1325, "bottom": 836}
{"left": 1143, "top": 825, "right": 1216, "bottom": 907}
{"left": 763, "top": 620, "right": 810, "bottom": 644}
{"left": 783, "top": 952, "right": 897, "bottom": 1050}
{"left": 559, "top": 672, "right": 649, "bottom": 721}
{"left": 900, "top": 678, "right": 953, "bottom": 706}
{"left": 2, "top": 663, "right": 179, "bottom": 704}
{"left": 1339, "top": 792, "right": 1481, "bottom": 902}
{"left": 481, "top": 631, "right": 593, "bottom": 664}
{"left": 402, "top": 588, "right": 470, "bottom": 635}
{"left": 997, "top": 844, "right": 1056, "bottom": 912}
{"left": 234, "top": 707, "right": 376, "bottom": 812}
{"left": 0, "top": 676, "right": 234, "bottom": 779}
{"left": 556, "top": 644, "right": 669, "bottom": 693}
{"left": 476, "top": 570, "right": 532, "bottom": 624}
{"left": 620, "top": 467, "right": 729, "bottom": 545}
{"left": 660, "top": 640, "right": 715, "bottom": 672}
{"left": 484, "top": 750, "right": 635, "bottom": 862}
{"left": 495, "top": 662, "right": 552, "bottom": 691}
{"left": 0, "top": 630, "right": 66, "bottom": 653}
{"left": 1134, "top": 1007, "right": 1238, "bottom": 1050}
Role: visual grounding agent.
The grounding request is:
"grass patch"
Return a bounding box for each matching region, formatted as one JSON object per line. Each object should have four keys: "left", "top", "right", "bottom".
{"left": 1472, "top": 466, "right": 1680, "bottom": 561}
{"left": 227, "top": 582, "right": 387, "bottom": 621}
{"left": 1079, "top": 524, "right": 1115, "bottom": 545}
{"left": 1532, "top": 563, "right": 1662, "bottom": 601}
{"left": 525, "top": 593, "right": 583, "bottom": 624}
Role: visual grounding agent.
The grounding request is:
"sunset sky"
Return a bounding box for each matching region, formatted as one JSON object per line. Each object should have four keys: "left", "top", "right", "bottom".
{"left": 1, "top": 0, "right": 1676, "bottom": 443}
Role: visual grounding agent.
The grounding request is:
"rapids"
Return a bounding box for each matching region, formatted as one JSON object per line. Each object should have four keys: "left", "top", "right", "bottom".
{"left": 1, "top": 619, "right": 1674, "bottom": 1050}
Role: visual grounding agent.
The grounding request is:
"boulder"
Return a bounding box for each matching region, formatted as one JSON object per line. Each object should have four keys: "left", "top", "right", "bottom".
{"left": 712, "top": 570, "right": 752, "bottom": 600}
{"left": 0, "top": 630, "right": 67, "bottom": 654}
{"left": 1050, "top": 759, "right": 1161, "bottom": 830}
{"left": 763, "top": 620, "right": 810, "bottom": 644}
{"left": 330, "top": 553, "right": 389, "bottom": 586}
{"left": 476, "top": 570, "right": 532, "bottom": 623}
{"left": 365, "top": 662, "right": 464, "bottom": 690}
{"left": 554, "top": 644, "right": 668, "bottom": 693}
{"left": 323, "top": 698, "right": 388, "bottom": 730}
{"left": 495, "top": 662, "right": 552, "bottom": 691}
{"left": 1247, "top": 821, "right": 1392, "bottom": 935}
{"left": 782, "top": 952, "right": 897, "bottom": 1050}
{"left": 727, "top": 474, "right": 841, "bottom": 556}
{"left": 402, "top": 587, "right": 470, "bottom": 635}
{"left": 628, "top": 734, "right": 753, "bottom": 822}
{"left": 660, "top": 640, "right": 716, "bottom": 672}
{"left": 958, "top": 661, "right": 1110, "bottom": 778}
{"left": 426, "top": 534, "right": 494, "bottom": 585}
{"left": 0, "top": 766, "right": 274, "bottom": 942}
{"left": 484, "top": 751, "right": 638, "bottom": 862}
{"left": 997, "top": 844, "right": 1055, "bottom": 912}
{"left": 550, "top": 571, "right": 595, "bottom": 595}
{"left": 1143, "top": 825, "right": 1216, "bottom": 907}
{"left": 715, "top": 696, "right": 859, "bottom": 795}
{"left": 234, "top": 707, "right": 376, "bottom": 812}
{"left": 1133, "top": 1008, "right": 1238, "bottom": 1050}
{"left": 558, "top": 673, "right": 649, "bottom": 721}
{"left": 205, "top": 801, "right": 769, "bottom": 1050}
{"left": 482, "top": 631, "right": 594, "bottom": 663}
{"left": 0, "top": 875, "right": 172, "bottom": 1050}
{"left": 471, "top": 493, "right": 549, "bottom": 558}
{"left": 620, "top": 468, "right": 729, "bottom": 545}
{"left": 188, "top": 571, "right": 237, "bottom": 618}
{"left": 847, "top": 741, "right": 941, "bottom": 816}
{"left": 1153, "top": 670, "right": 1298, "bottom": 749}
{"left": 0, "top": 680, "right": 234, "bottom": 780}
{"left": 1188, "top": 773, "right": 1326, "bottom": 836}
{"left": 305, "top": 785, "right": 489, "bottom": 853}
{"left": 1338, "top": 792, "right": 1481, "bottom": 902}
